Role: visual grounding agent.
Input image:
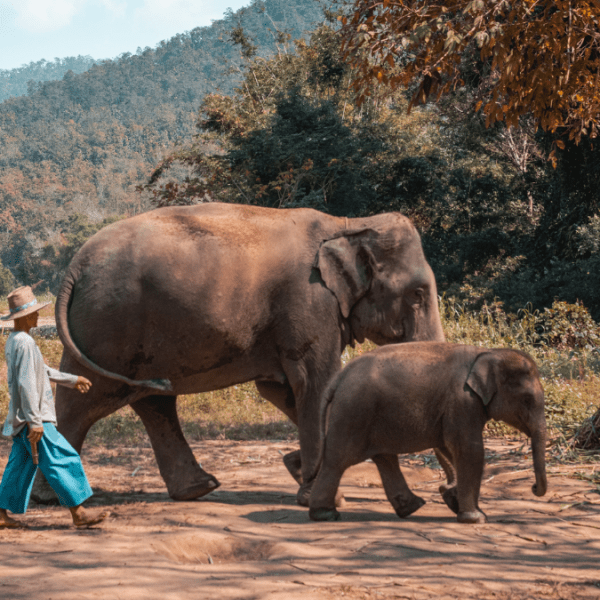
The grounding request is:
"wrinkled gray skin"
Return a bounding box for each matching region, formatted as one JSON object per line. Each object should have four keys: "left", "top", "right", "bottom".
{"left": 34, "top": 203, "right": 445, "bottom": 505}
{"left": 309, "top": 343, "right": 548, "bottom": 523}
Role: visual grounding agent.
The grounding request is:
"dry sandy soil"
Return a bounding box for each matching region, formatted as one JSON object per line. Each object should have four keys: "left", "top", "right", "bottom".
{"left": 0, "top": 438, "right": 599, "bottom": 600}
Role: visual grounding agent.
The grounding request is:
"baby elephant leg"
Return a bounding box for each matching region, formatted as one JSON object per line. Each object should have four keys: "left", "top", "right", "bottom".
{"left": 453, "top": 444, "right": 488, "bottom": 524}
{"left": 308, "top": 461, "right": 345, "bottom": 522}
{"left": 372, "top": 454, "right": 425, "bottom": 518}
{"left": 434, "top": 447, "right": 459, "bottom": 514}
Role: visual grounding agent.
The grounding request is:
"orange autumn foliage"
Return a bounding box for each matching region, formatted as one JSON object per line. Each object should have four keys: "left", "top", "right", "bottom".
{"left": 340, "top": 0, "right": 600, "bottom": 145}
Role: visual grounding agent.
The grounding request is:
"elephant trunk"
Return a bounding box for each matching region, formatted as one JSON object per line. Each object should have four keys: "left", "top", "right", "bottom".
{"left": 429, "top": 305, "right": 446, "bottom": 343}
{"left": 530, "top": 422, "right": 548, "bottom": 497}
{"left": 407, "top": 293, "right": 446, "bottom": 344}
{"left": 424, "top": 282, "right": 446, "bottom": 343}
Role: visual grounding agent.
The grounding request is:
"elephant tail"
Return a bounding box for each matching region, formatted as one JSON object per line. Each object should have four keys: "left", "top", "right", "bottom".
{"left": 55, "top": 265, "right": 173, "bottom": 392}
{"left": 306, "top": 371, "right": 343, "bottom": 484}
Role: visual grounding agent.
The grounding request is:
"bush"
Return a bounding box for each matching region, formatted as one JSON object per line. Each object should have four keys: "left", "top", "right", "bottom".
{"left": 535, "top": 300, "right": 600, "bottom": 350}
{"left": 491, "top": 255, "right": 600, "bottom": 322}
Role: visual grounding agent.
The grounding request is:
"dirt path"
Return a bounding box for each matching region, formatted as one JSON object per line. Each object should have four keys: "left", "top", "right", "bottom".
{"left": 1, "top": 438, "right": 599, "bottom": 599}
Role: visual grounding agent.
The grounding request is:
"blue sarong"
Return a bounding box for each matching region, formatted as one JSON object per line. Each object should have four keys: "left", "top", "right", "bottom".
{"left": 0, "top": 423, "right": 93, "bottom": 513}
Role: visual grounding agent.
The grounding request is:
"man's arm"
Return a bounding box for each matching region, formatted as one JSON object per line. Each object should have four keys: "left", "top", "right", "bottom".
{"left": 46, "top": 366, "right": 92, "bottom": 393}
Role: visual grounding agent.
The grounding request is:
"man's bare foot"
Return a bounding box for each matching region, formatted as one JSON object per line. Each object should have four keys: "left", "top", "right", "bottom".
{"left": 69, "top": 505, "right": 109, "bottom": 529}
{"left": 0, "top": 509, "right": 24, "bottom": 529}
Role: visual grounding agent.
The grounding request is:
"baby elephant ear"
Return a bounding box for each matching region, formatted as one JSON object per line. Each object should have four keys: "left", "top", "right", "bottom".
{"left": 314, "top": 231, "right": 374, "bottom": 319}
{"left": 465, "top": 353, "right": 498, "bottom": 406}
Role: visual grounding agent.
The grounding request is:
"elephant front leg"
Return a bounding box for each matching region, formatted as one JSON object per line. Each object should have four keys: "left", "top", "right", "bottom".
{"left": 280, "top": 349, "right": 342, "bottom": 507}
{"left": 452, "top": 439, "right": 487, "bottom": 524}
{"left": 373, "top": 454, "right": 425, "bottom": 518}
{"left": 131, "top": 395, "right": 220, "bottom": 500}
{"left": 256, "top": 375, "right": 344, "bottom": 507}
{"left": 255, "top": 380, "right": 303, "bottom": 484}
{"left": 295, "top": 400, "right": 326, "bottom": 506}
{"left": 274, "top": 373, "right": 324, "bottom": 506}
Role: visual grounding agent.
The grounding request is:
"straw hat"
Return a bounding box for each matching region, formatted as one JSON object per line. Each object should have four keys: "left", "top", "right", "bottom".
{"left": 0, "top": 286, "right": 51, "bottom": 321}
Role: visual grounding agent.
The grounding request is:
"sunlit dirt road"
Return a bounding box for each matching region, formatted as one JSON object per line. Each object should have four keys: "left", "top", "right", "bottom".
{"left": 1, "top": 438, "right": 599, "bottom": 599}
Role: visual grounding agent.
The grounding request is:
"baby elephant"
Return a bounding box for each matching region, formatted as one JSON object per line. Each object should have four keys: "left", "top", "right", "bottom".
{"left": 308, "top": 342, "right": 548, "bottom": 524}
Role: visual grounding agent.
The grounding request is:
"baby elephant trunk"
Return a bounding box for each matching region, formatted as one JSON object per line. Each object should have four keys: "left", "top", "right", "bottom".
{"left": 530, "top": 423, "right": 548, "bottom": 497}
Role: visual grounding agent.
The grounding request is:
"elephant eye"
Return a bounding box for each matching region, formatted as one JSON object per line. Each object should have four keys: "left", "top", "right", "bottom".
{"left": 413, "top": 288, "right": 425, "bottom": 306}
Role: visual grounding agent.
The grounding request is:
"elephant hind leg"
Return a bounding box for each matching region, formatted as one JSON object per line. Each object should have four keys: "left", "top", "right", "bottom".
{"left": 435, "top": 447, "right": 457, "bottom": 494}
{"left": 131, "top": 395, "right": 219, "bottom": 500}
{"left": 33, "top": 356, "right": 137, "bottom": 505}
{"left": 435, "top": 447, "right": 461, "bottom": 514}
{"left": 372, "top": 454, "right": 425, "bottom": 518}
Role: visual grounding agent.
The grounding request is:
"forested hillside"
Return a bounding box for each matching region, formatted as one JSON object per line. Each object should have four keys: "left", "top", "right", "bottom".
{"left": 0, "top": 56, "right": 98, "bottom": 102}
{"left": 0, "top": 0, "right": 323, "bottom": 290}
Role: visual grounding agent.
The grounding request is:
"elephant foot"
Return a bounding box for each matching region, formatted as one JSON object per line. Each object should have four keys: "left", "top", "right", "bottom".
{"left": 393, "top": 493, "right": 426, "bottom": 519}
{"left": 309, "top": 507, "right": 341, "bottom": 522}
{"left": 457, "top": 510, "right": 487, "bottom": 524}
{"left": 442, "top": 487, "right": 460, "bottom": 515}
{"left": 30, "top": 472, "right": 60, "bottom": 506}
{"left": 283, "top": 451, "right": 303, "bottom": 485}
{"left": 297, "top": 482, "right": 344, "bottom": 507}
{"left": 169, "top": 475, "right": 221, "bottom": 501}
{"left": 296, "top": 481, "right": 312, "bottom": 507}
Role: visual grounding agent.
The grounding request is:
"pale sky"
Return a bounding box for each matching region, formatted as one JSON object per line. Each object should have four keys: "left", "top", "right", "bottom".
{"left": 0, "top": 0, "right": 251, "bottom": 71}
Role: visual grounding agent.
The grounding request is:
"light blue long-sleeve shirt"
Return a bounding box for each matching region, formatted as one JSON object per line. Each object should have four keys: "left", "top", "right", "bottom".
{"left": 2, "top": 331, "right": 78, "bottom": 437}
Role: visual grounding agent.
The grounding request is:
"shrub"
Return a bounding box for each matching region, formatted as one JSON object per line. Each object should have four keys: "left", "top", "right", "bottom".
{"left": 535, "top": 300, "right": 600, "bottom": 350}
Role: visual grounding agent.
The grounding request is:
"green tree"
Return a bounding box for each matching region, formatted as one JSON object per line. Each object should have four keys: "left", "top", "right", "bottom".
{"left": 143, "top": 21, "right": 536, "bottom": 288}
{"left": 334, "top": 0, "right": 600, "bottom": 319}
{"left": 144, "top": 25, "right": 441, "bottom": 216}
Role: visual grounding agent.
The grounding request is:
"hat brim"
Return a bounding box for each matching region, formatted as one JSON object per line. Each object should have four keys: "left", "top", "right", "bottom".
{"left": 0, "top": 301, "right": 51, "bottom": 321}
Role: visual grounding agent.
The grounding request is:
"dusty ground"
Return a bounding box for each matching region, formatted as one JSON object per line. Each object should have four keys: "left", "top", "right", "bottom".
{"left": 0, "top": 438, "right": 599, "bottom": 600}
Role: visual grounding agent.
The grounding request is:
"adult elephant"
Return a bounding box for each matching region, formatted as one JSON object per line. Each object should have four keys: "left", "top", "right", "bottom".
{"left": 48, "top": 202, "right": 445, "bottom": 504}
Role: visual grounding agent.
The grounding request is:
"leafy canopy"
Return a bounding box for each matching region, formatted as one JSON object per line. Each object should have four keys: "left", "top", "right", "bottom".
{"left": 340, "top": 0, "right": 600, "bottom": 145}
{"left": 143, "top": 25, "right": 395, "bottom": 216}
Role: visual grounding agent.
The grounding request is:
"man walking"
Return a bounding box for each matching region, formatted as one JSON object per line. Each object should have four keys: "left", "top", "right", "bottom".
{"left": 0, "top": 286, "right": 108, "bottom": 529}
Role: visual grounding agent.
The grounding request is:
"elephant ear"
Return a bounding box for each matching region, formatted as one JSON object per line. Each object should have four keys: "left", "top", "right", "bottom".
{"left": 465, "top": 353, "right": 498, "bottom": 406}
{"left": 314, "top": 230, "right": 374, "bottom": 319}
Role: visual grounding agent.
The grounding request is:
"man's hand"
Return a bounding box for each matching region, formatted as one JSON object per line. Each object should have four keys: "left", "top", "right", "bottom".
{"left": 75, "top": 376, "right": 92, "bottom": 393}
{"left": 27, "top": 425, "right": 44, "bottom": 444}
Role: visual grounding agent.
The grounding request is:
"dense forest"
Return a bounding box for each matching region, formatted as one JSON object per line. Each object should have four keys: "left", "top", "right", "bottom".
{"left": 2, "top": 0, "right": 600, "bottom": 327}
